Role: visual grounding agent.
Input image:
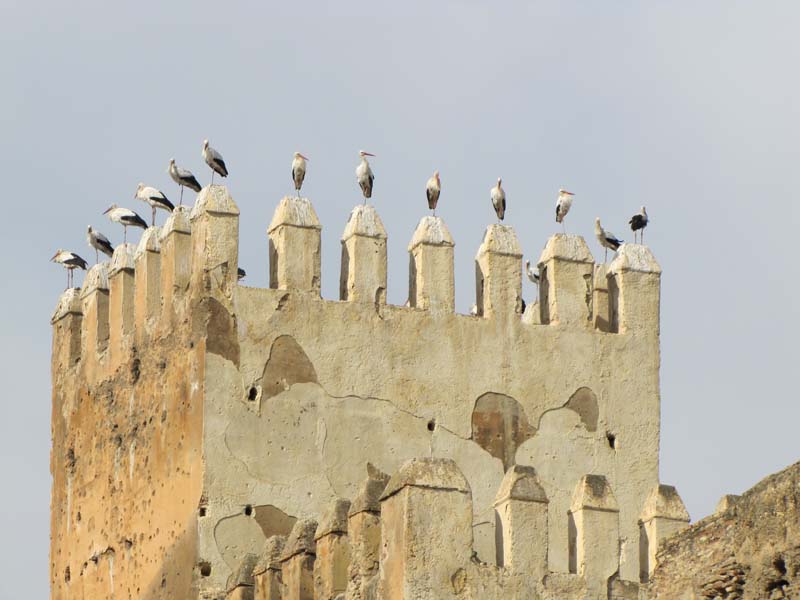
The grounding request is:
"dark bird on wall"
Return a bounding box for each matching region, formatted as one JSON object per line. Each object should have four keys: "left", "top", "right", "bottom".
{"left": 86, "top": 226, "right": 114, "bottom": 263}
{"left": 202, "top": 139, "right": 228, "bottom": 184}
{"left": 595, "top": 217, "right": 623, "bottom": 263}
{"left": 51, "top": 249, "right": 88, "bottom": 288}
{"left": 168, "top": 158, "right": 202, "bottom": 205}
{"left": 629, "top": 206, "right": 648, "bottom": 243}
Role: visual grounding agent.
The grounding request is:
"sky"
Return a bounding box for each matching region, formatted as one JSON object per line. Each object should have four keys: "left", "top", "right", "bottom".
{"left": 2, "top": 2, "right": 799, "bottom": 597}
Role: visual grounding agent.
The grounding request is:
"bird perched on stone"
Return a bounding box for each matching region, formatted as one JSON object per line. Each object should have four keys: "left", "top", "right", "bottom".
{"left": 629, "top": 206, "right": 648, "bottom": 243}
{"left": 168, "top": 158, "right": 202, "bottom": 205}
{"left": 525, "top": 260, "right": 540, "bottom": 286}
{"left": 292, "top": 152, "right": 309, "bottom": 197}
{"left": 426, "top": 170, "right": 441, "bottom": 215}
{"left": 595, "top": 217, "right": 623, "bottom": 262}
{"left": 555, "top": 189, "right": 575, "bottom": 232}
{"left": 103, "top": 204, "right": 148, "bottom": 243}
{"left": 202, "top": 139, "right": 228, "bottom": 184}
{"left": 356, "top": 150, "right": 375, "bottom": 202}
{"left": 491, "top": 178, "right": 505, "bottom": 221}
{"left": 86, "top": 226, "right": 114, "bottom": 263}
{"left": 51, "top": 249, "right": 88, "bottom": 288}
{"left": 135, "top": 183, "right": 174, "bottom": 226}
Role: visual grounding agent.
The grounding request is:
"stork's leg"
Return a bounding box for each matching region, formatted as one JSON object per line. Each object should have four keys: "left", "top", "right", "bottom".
{"left": 605, "top": 248, "right": 608, "bottom": 263}
{"left": 211, "top": 172, "right": 215, "bottom": 185}
{"left": 95, "top": 248, "right": 98, "bottom": 264}
{"left": 180, "top": 186, "right": 184, "bottom": 206}
{"left": 152, "top": 206, "right": 156, "bottom": 227}
{"left": 124, "top": 226, "right": 128, "bottom": 244}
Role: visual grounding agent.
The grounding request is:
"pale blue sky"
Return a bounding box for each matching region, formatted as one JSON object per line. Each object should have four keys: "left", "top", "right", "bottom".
{"left": 2, "top": 2, "right": 799, "bottom": 597}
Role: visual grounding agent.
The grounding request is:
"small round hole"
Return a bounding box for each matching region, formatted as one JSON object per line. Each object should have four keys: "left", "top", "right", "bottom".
{"left": 244, "top": 504, "right": 253, "bottom": 516}
{"left": 198, "top": 506, "right": 207, "bottom": 517}
{"left": 427, "top": 420, "right": 436, "bottom": 432}
{"left": 199, "top": 562, "right": 211, "bottom": 577}
{"left": 606, "top": 432, "right": 617, "bottom": 449}
{"left": 248, "top": 387, "right": 257, "bottom": 401}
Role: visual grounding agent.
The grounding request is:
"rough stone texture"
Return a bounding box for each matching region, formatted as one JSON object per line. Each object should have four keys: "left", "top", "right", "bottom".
{"left": 313, "top": 499, "right": 351, "bottom": 600}
{"left": 649, "top": 461, "right": 800, "bottom": 599}
{"left": 378, "top": 458, "right": 473, "bottom": 599}
{"left": 475, "top": 224, "right": 523, "bottom": 318}
{"left": 51, "top": 190, "right": 673, "bottom": 598}
{"left": 408, "top": 215, "right": 455, "bottom": 313}
{"left": 537, "top": 233, "right": 594, "bottom": 327}
{"left": 494, "top": 466, "right": 548, "bottom": 579}
{"left": 268, "top": 196, "right": 321, "bottom": 294}
{"left": 253, "top": 536, "right": 285, "bottom": 600}
{"left": 570, "top": 474, "right": 620, "bottom": 594}
{"left": 639, "top": 484, "right": 690, "bottom": 581}
{"left": 340, "top": 204, "right": 387, "bottom": 304}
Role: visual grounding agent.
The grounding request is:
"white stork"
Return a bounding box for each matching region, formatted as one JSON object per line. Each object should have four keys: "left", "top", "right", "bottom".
{"left": 135, "top": 183, "right": 174, "bottom": 226}
{"left": 426, "top": 170, "right": 441, "bottom": 215}
{"left": 292, "top": 152, "right": 309, "bottom": 197}
{"left": 555, "top": 189, "right": 575, "bottom": 232}
{"left": 595, "top": 217, "right": 623, "bottom": 262}
{"left": 87, "top": 226, "right": 114, "bottom": 263}
{"left": 202, "top": 139, "right": 228, "bottom": 184}
{"left": 168, "top": 158, "right": 202, "bottom": 205}
{"left": 356, "top": 150, "right": 375, "bottom": 203}
{"left": 525, "top": 260, "right": 540, "bottom": 286}
{"left": 491, "top": 178, "right": 505, "bottom": 221}
{"left": 103, "top": 204, "right": 148, "bottom": 243}
{"left": 51, "top": 249, "right": 88, "bottom": 288}
{"left": 629, "top": 206, "right": 648, "bottom": 243}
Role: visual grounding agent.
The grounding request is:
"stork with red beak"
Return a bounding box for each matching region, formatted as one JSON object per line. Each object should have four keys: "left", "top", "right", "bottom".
{"left": 51, "top": 249, "right": 88, "bottom": 288}
{"left": 356, "top": 150, "right": 375, "bottom": 203}
{"left": 426, "top": 170, "right": 441, "bottom": 215}
{"left": 555, "top": 189, "right": 575, "bottom": 232}
{"left": 292, "top": 152, "right": 309, "bottom": 197}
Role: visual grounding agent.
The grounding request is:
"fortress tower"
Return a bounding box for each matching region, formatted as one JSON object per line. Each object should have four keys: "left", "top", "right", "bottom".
{"left": 50, "top": 187, "right": 689, "bottom": 599}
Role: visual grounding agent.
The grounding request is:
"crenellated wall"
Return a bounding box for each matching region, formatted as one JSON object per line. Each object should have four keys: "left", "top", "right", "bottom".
{"left": 51, "top": 187, "right": 679, "bottom": 599}
{"left": 223, "top": 458, "right": 691, "bottom": 600}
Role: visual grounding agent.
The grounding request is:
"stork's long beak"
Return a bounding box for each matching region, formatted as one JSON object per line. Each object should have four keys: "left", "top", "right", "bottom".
{"left": 300, "top": 154, "right": 309, "bottom": 161}
{"left": 50, "top": 251, "right": 59, "bottom": 261}
{"left": 563, "top": 190, "right": 574, "bottom": 196}
{"left": 363, "top": 152, "right": 375, "bottom": 157}
{"left": 102, "top": 206, "right": 112, "bottom": 215}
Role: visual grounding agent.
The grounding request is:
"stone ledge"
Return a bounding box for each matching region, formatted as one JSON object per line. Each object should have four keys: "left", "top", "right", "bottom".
{"left": 268, "top": 196, "right": 321, "bottom": 233}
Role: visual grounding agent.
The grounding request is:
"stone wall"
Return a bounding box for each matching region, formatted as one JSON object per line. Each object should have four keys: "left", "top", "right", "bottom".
{"left": 648, "top": 461, "right": 800, "bottom": 599}
{"left": 51, "top": 186, "right": 678, "bottom": 599}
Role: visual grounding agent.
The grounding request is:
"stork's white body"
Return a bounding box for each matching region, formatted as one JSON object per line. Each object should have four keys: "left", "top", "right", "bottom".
{"left": 356, "top": 152, "right": 375, "bottom": 201}
{"left": 203, "top": 139, "right": 228, "bottom": 181}
{"left": 490, "top": 179, "right": 505, "bottom": 221}
{"left": 292, "top": 153, "right": 308, "bottom": 193}
{"left": 426, "top": 171, "right": 441, "bottom": 214}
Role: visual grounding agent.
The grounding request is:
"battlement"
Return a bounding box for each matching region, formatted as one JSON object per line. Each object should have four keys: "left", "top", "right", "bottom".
{"left": 51, "top": 189, "right": 661, "bottom": 384}
{"left": 225, "top": 458, "right": 689, "bottom": 599}
{"left": 50, "top": 186, "right": 668, "bottom": 599}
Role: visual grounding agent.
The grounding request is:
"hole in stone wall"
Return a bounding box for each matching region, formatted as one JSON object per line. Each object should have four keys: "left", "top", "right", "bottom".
{"left": 774, "top": 557, "right": 787, "bottom": 576}
{"left": 427, "top": 419, "right": 436, "bottom": 432}
{"left": 76, "top": 511, "right": 81, "bottom": 523}
{"left": 607, "top": 432, "right": 617, "bottom": 449}
{"left": 244, "top": 504, "right": 253, "bottom": 516}
{"left": 64, "top": 566, "right": 71, "bottom": 583}
{"left": 248, "top": 387, "right": 257, "bottom": 401}
{"left": 198, "top": 562, "right": 211, "bottom": 577}
{"left": 198, "top": 507, "right": 207, "bottom": 517}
